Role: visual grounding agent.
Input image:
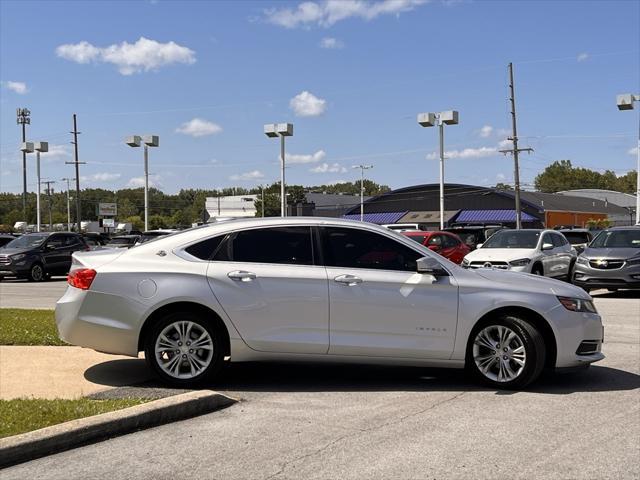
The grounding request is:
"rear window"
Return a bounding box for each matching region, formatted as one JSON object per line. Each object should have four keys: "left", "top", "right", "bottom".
{"left": 563, "top": 232, "right": 591, "bottom": 244}
{"left": 185, "top": 235, "right": 226, "bottom": 260}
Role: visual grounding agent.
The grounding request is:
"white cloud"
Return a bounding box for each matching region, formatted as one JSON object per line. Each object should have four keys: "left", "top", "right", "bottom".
{"left": 310, "top": 162, "right": 347, "bottom": 173}
{"left": 40, "top": 144, "right": 71, "bottom": 160}
{"left": 264, "top": 0, "right": 427, "bottom": 28}
{"left": 477, "top": 125, "right": 493, "bottom": 138}
{"left": 287, "top": 150, "right": 326, "bottom": 164}
{"left": 56, "top": 37, "right": 196, "bottom": 75}
{"left": 2, "top": 81, "right": 28, "bottom": 94}
{"left": 577, "top": 52, "right": 589, "bottom": 62}
{"left": 92, "top": 172, "right": 121, "bottom": 182}
{"left": 230, "top": 170, "right": 265, "bottom": 181}
{"left": 498, "top": 139, "right": 512, "bottom": 149}
{"left": 628, "top": 146, "right": 639, "bottom": 156}
{"left": 176, "top": 118, "right": 222, "bottom": 137}
{"left": 426, "top": 146, "right": 498, "bottom": 160}
{"left": 126, "top": 175, "right": 160, "bottom": 188}
{"left": 290, "top": 91, "right": 327, "bottom": 117}
{"left": 319, "top": 37, "right": 344, "bottom": 49}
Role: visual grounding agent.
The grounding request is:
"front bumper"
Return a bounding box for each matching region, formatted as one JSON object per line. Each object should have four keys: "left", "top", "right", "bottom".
{"left": 573, "top": 261, "right": 640, "bottom": 290}
{"left": 0, "top": 265, "right": 30, "bottom": 277}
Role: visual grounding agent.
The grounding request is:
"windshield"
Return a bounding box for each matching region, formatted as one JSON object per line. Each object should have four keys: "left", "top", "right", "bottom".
{"left": 481, "top": 230, "right": 541, "bottom": 249}
{"left": 5, "top": 234, "right": 48, "bottom": 249}
{"left": 589, "top": 230, "right": 640, "bottom": 248}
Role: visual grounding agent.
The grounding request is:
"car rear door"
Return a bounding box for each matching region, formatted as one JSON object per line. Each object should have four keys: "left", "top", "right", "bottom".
{"left": 205, "top": 226, "right": 329, "bottom": 354}
{"left": 321, "top": 226, "right": 458, "bottom": 359}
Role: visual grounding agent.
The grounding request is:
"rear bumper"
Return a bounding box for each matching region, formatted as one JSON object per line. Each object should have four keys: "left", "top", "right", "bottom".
{"left": 56, "top": 286, "right": 146, "bottom": 357}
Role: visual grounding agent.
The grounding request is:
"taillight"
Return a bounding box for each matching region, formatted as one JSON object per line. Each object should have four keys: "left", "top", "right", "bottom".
{"left": 68, "top": 268, "right": 97, "bottom": 290}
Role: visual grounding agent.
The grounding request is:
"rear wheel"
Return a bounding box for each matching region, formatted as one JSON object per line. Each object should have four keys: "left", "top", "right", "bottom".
{"left": 28, "top": 263, "right": 45, "bottom": 282}
{"left": 467, "top": 316, "right": 546, "bottom": 389}
{"left": 144, "top": 311, "right": 226, "bottom": 387}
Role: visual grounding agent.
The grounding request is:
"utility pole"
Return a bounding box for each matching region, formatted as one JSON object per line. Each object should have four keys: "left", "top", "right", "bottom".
{"left": 352, "top": 165, "right": 373, "bottom": 221}
{"left": 66, "top": 114, "right": 84, "bottom": 232}
{"left": 61, "top": 177, "right": 75, "bottom": 231}
{"left": 42, "top": 180, "right": 56, "bottom": 231}
{"left": 260, "top": 185, "right": 265, "bottom": 218}
{"left": 16, "top": 108, "right": 31, "bottom": 220}
{"left": 499, "top": 62, "right": 533, "bottom": 229}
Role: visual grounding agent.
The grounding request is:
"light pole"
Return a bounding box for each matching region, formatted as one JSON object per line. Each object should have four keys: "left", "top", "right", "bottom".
{"left": 417, "top": 110, "right": 459, "bottom": 230}
{"left": 33, "top": 142, "right": 49, "bottom": 232}
{"left": 20, "top": 142, "right": 35, "bottom": 230}
{"left": 61, "top": 177, "right": 75, "bottom": 231}
{"left": 617, "top": 93, "right": 640, "bottom": 225}
{"left": 264, "top": 123, "right": 293, "bottom": 217}
{"left": 126, "top": 135, "right": 159, "bottom": 231}
{"left": 17, "top": 108, "right": 31, "bottom": 220}
{"left": 352, "top": 164, "right": 373, "bottom": 221}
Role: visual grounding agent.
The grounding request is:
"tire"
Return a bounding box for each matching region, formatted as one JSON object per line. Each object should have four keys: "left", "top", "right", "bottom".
{"left": 144, "top": 311, "right": 226, "bottom": 387}
{"left": 466, "top": 315, "right": 546, "bottom": 389}
{"left": 28, "top": 263, "right": 45, "bottom": 282}
{"left": 531, "top": 264, "right": 544, "bottom": 276}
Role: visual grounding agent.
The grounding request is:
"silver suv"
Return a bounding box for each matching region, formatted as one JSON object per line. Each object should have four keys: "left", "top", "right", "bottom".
{"left": 572, "top": 226, "right": 640, "bottom": 292}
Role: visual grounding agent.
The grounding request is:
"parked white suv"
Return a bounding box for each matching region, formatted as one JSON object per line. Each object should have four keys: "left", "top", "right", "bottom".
{"left": 462, "top": 229, "right": 577, "bottom": 278}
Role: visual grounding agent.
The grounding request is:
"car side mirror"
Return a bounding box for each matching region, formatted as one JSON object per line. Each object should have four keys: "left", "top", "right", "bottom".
{"left": 45, "top": 244, "right": 56, "bottom": 251}
{"left": 542, "top": 243, "right": 553, "bottom": 251}
{"left": 476, "top": 243, "right": 483, "bottom": 249}
{"left": 416, "top": 256, "right": 449, "bottom": 276}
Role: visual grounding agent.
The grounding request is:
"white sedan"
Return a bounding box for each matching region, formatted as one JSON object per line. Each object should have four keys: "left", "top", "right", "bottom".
{"left": 56, "top": 218, "right": 603, "bottom": 390}
{"left": 462, "top": 229, "right": 577, "bottom": 278}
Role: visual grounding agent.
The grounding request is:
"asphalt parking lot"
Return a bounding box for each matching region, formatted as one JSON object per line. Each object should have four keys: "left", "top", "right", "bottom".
{"left": 1, "top": 283, "right": 638, "bottom": 479}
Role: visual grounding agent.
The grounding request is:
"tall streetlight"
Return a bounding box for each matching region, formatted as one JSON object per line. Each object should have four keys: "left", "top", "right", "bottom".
{"left": 418, "top": 110, "right": 459, "bottom": 230}
{"left": 33, "top": 142, "right": 49, "bottom": 232}
{"left": 61, "top": 177, "right": 75, "bottom": 231}
{"left": 264, "top": 123, "right": 293, "bottom": 217}
{"left": 20, "top": 142, "right": 35, "bottom": 230}
{"left": 126, "top": 135, "right": 159, "bottom": 231}
{"left": 617, "top": 93, "right": 640, "bottom": 225}
{"left": 17, "top": 108, "right": 31, "bottom": 220}
{"left": 352, "top": 164, "right": 373, "bottom": 221}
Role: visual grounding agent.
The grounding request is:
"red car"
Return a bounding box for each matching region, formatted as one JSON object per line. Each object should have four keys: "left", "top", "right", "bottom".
{"left": 401, "top": 230, "right": 471, "bottom": 264}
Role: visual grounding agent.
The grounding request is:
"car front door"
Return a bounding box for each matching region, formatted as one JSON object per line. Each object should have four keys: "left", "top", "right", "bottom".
{"left": 205, "top": 226, "right": 329, "bottom": 354}
{"left": 539, "top": 233, "right": 557, "bottom": 275}
{"left": 551, "top": 233, "right": 573, "bottom": 277}
{"left": 41, "top": 234, "right": 67, "bottom": 273}
{"left": 321, "top": 226, "right": 458, "bottom": 360}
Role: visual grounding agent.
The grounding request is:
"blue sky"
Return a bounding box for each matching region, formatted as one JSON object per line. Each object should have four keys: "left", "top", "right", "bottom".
{"left": 1, "top": 0, "right": 638, "bottom": 195}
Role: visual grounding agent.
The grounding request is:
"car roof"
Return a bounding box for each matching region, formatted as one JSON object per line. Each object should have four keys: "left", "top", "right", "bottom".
{"left": 605, "top": 226, "right": 640, "bottom": 231}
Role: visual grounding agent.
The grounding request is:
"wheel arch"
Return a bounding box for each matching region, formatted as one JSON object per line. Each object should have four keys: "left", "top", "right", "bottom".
{"left": 137, "top": 301, "right": 231, "bottom": 358}
{"left": 531, "top": 261, "right": 544, "bottom": 275}
{"left": 468, "top": 306, "right": 557, "bottom": 369}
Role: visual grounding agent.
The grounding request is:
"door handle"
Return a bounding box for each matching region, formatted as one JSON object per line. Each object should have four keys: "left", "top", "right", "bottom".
{"left": 334, "top": 274, "right": 363, "bottom": 286}
{"left": 227, "top": 270, "right": 257, "bottom": 282}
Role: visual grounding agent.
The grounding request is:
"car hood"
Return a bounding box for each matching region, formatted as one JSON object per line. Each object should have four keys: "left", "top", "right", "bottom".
{"left": 473, "top": 267, "right": 590, "bottom": 299}
{"left": 465, "top": 248, "right": 536, "bottom": 262}
{"left": 582, "top": 247, "right": 640, "bottom": 260}
{"left": 0, "top": 247, "right": 35, "bottom": 256}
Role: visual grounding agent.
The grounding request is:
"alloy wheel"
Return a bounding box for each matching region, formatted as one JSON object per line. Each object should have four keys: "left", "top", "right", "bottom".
{"left": 30, "top": 264, "right": 44, "bottom": 281}
{"left": 154, "top": 320, "right": 214, "bottom": 379}
{"left": 472, "top": 325, "right": 526, "bottom": 383}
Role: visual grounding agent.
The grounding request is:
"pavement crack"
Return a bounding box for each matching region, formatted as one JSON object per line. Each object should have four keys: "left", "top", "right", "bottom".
{"left": 263, "top": 391, "right": 466, "bottom": 480}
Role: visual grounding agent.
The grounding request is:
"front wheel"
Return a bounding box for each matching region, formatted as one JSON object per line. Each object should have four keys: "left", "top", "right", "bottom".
{"left": 28, "top": 263, "right": 45, "bottom": 282}
{"left": 467, "top": 316, "right": 546, "bottom": 389}
{"left": 144, "top": 312, "right": 226, "bottom": 387}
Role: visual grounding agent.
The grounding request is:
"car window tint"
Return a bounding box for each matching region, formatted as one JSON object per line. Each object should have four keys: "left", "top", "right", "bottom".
{"left": 443, "top": 234, "right": 459, "bottom": 248}
{"left": 47, "top": 235, "right": 64, "bottom": 247}
{"left": 551, "top": 234, "right": 564, "bottom": 248}
{"left": 185, "top": 235, "right": 225, "bottom": 260}
{"left": 323, "top": 227, "right": 421, "bottom": 271}
{"left": 541, "top": 233, "right": 553, "bottom": 247}
{"left": 427, "top": 235, "right": 442, "bottom": 246}
{"left": 215, "top": 227, "right": 313, "bottom": 265}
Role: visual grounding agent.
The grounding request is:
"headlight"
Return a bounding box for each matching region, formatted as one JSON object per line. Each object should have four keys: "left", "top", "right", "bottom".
{"left": 508, "top": 258, "right": 531, "bottom": 267}
{"left": 10, "top": 253, "right": 26, "bottom": 261}
{"left": 557, "top": 296, "right": 597, "bottom": 313}
{"left": 576, "top": 256, "right": 589, "bottom": 265}
{"left": 462, "top": 258, "right": 470, "bottom": 267}
{"left": 626, "top": 256, "right": 640, "bottom": 265}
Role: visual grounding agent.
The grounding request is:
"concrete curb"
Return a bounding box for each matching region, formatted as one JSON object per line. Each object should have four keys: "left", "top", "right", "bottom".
{"left": 0, "top": 390, "right": 237, "bottom": 469}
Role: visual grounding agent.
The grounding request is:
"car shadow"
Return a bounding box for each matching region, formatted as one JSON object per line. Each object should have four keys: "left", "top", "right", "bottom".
{"left": 84, "top": 359, "right": 640, "bottom": 396}
{"left": 591, "top": 290, "right": 640, "bottom": 299}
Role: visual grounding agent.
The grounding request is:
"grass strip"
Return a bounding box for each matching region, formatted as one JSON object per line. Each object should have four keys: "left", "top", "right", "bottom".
{"left": 0, "top": 308, "right": 64, "bottom": 346}
{"left": 0, "top": 398, "right": 149, "bottom": 438}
